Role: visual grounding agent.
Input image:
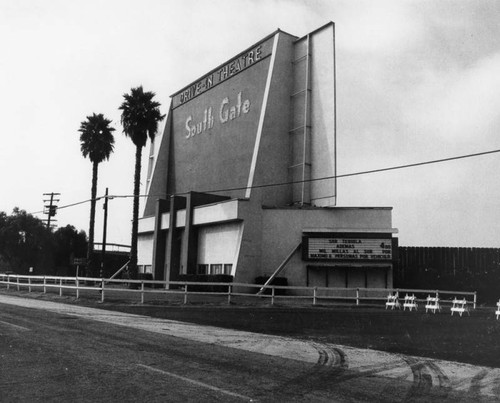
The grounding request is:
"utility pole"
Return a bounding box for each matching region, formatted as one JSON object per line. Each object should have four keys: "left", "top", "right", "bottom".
{"left": 43, "top": 192, "right": 60, "bottom": 229}
{"left": 100, "top": 188, "right": 109, "bottom": 278}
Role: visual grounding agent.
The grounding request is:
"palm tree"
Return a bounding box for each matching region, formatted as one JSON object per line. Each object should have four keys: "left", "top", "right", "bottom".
{"left": 119, "top": 86, "right": 165, "bottom": 279}
{"left": 79, "top": 113, "right": 115, "bottom": 277}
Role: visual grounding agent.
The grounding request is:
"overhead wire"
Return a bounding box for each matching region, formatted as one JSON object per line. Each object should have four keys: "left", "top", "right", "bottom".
{"left": 29, "top": 147, "right": 500, "bottom": 215}
{"left": 198, "top": 148, "right": 500, "bottom": 194}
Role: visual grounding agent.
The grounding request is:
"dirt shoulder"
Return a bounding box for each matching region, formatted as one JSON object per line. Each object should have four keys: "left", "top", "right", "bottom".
{"left": 3, "top": 289, "right": 500, "bottom": 368}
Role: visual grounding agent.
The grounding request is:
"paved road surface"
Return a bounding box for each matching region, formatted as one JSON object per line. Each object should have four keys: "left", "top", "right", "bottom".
{"left": 0, "top": 294, "right": 499, "bottom": 402}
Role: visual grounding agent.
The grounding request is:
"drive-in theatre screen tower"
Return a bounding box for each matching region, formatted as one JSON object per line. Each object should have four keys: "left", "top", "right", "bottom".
{"left": 138, "top": 22, "right": 398, "bottom": 291}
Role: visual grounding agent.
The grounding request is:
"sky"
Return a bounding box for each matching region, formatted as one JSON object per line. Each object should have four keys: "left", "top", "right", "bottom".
{"left": 1, "top": 0, "right": 500, "bottom": 248}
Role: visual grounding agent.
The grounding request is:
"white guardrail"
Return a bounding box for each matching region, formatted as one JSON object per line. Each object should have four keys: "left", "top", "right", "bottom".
{"left": 0, "top": 274, "right": 477, "bottom": 309}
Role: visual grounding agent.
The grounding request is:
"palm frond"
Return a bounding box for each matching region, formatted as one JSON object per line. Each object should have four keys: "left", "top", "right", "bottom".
{"left": 78, "top": 113, "right": 115, "bottom": 163}
{"left": 119, "top": 86, "right": 165, "bottom": 148}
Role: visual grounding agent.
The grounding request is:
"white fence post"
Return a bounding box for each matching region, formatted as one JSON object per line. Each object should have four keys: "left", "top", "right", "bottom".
{"left": 184, "top": 284, "right": 188, "bottom": 305}
{"left": 271, "top": 287, "right": 275, "bottom": 305}
{"left": 141, "top": 281, "right": 145, "bottom": 304}
{"left": 17, "top": 276, "right": 20, "bottom": 291}
{"left": 76, "top": 277, "right": 79, "bottom": 299}
{"left": 59, "top": 278, "right": 63, "bottom": 296}
{"left": 43, "top": 276, "right": 46, "bottom": 294}
{"left": 101, "top": 279, "right": 105, "bottom": 303}
{"left": 227, "top": 284, "right": 232, "bottom": 305}
{"left": 356, "top": 288, "right": 360, "bottom": 305}
{"left": 313, "top": 287, "right": 317, "bottom": 305}
{"left": 473, "top": 292, "right": 477, "bottom": 310}
{"left": 28, "top": 277, "right": 31, "bottom": 293}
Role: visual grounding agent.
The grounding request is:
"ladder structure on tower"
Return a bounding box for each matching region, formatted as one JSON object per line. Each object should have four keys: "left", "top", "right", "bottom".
{"left": 289, "top": 34, "right": 312, "bottom": 206}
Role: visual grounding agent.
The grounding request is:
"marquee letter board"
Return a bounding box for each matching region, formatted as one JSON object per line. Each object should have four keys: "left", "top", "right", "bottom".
{"left": 302, "top": 233, "right": 394, "bottom": 262}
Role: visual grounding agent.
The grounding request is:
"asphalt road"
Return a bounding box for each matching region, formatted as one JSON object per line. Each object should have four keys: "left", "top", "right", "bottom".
{"left": 0, "top": 295, "right": 499, "bottom": 402}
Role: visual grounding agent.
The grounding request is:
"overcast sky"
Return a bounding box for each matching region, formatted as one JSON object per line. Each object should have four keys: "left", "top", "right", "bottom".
{"left": 1, "top": 0, "right": 500, "bottom": 248}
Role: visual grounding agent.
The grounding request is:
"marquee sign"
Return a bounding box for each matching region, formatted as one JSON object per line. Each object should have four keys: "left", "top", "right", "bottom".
{"left": 172, "top": 36, "right": 274, "bottom": 109}
{"left": 303, "top": 235, "right": 393, "bottom": 261}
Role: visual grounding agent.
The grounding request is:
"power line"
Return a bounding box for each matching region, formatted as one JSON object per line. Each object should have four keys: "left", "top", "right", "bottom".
{"left": 57, "top": 198, "right": 97, "bottom": 210}
{"left": 336, "top": 148, "right": 500, "bottom": 180}
{"left": 29, "top": 147, "right": 500, "bottom": 215}
{"left": 30, "top": 198, "right": 96, "bottom": 215}
{"left": 195, "top": 147, "right": 500, "bottom": 194}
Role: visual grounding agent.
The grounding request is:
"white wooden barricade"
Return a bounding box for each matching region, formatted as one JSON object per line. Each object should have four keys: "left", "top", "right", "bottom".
{"left": 425, "top": 295, "right": 441, "bottom": 313}
{"left": 403, "top": 294, "right": 418, "bottom": 311}
{"left": 496, "top": 300, "right": 500, "bottom": 320}
{"left": 450, "top": 298, "right": 470, "bottom": 316}
{"left": 385, "top": 292, "right": 400, "bottom": 310}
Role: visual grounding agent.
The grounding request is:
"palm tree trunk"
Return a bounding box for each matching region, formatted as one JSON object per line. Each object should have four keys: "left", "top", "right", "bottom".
{"left": 129, "top": 144, "right": 142, "bottom": 280}
{"left": 86, "top": 161, "right": 98, "bottom": 277}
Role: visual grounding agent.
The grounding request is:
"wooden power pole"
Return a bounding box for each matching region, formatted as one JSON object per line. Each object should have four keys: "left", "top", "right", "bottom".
{"left": 43, "top": 192, "right": 60, "bottom": 229}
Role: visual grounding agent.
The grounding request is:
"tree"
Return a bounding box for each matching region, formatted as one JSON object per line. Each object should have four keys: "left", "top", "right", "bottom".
{"left": 0, "top": 208, "right": 54, "bottom": 274}
{"left": 53, "top": 225, "right": 87, "bottom": 276}
{"left": 79, "top": 113, "right": 115, "bottom": 276}
{"left": 119, "top": 86, "right": 165, "bottom": 279}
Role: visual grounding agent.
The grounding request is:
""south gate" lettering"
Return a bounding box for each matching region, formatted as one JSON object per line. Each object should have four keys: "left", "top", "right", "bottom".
{"left": 185, "top": 91, "right": 251, "bottom": 139}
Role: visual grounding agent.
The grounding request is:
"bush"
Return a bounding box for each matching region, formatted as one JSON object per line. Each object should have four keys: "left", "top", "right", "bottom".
{"left": 177, "top": 274, "right": 233, "bottom": 292}
{"left": 137, "top": 273, "right": 155, "bottom": 287}
{"left": 254, "top": 276, "right": 288, "bottom": 295}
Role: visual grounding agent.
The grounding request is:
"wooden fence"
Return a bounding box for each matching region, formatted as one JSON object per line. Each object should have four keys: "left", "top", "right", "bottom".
{"left": 396, "top": 246, "right": 500, "bottom": 304}
{"left": 0, "top": 274, "right": 477, "bottom": 310}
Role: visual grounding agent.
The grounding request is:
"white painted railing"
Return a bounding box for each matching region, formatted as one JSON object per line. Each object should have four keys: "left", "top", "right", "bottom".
{"left": 0, "top": 274, "right": 477, "bottom": 310}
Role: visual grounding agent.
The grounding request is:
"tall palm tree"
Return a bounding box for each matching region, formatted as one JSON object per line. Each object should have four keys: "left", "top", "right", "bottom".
{"left": 119, "top": 86, "right": 165, "bottom": 279}
{"left": 79, "top": 113, "right": 115, "bottom": 277}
